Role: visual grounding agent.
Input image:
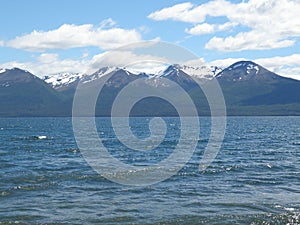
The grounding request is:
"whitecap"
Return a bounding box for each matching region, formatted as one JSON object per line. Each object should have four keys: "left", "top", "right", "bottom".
{"left": 284, "top": 207, "right": 295, "bottom": 211}
{"left": 37, "top": 135, "right": 47, "bottom": 140}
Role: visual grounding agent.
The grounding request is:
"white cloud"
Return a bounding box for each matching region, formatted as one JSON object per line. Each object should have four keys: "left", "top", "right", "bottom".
{"left": 0, "top": 49, "right": 169, "bottom": 77}
{"left": 149, "top": 0, "right": 300, "bottom": 52}
{"left": 186, "top": 23, "right": 215, "bottom": 35}
{"left": 125, "top": 62, "right": 169, "bottom": 75}
{"left": 99, "top": 18, "right": 117, "bottom": 29}
{"left": 205, "top": 31, "right": 295, "bottom": 51}
{"left": 272, "top": 67, "right": 300, "bottom": 80}
{"left": 5, "top": 20, "right": 142, "bottom": 52}
{"left": 148, "top": 0, "right": 231, "bottom": 23}
{"left": 148, "top": 2, "right": 197, "bottom": 22}
{"left": 255, "top": 54, "right": 300, "bottom": 69}
{"left": 38, "top": 53, "right": 59, "bottom": 63}
{"left": 217, "top": 22, "right": 237, "bottom": 31}
{"left": 88, "top": 50, "right": 168, "bottom": 74}
{"left": 82, "top": 52, "right": 89, "bottom": 59}
{"left": 185, "top": 22, "right": 237, "bottom": 35}
{"left": 0, "top": 54, "right": 89, "bottom": 77}
{"left": 1, "top": 41, "right": 190, "bottom": 77}
{"left": 0, "top": 40, "right": 4, "bottom": 46}
{"left": 182, "top": 58, "right": 206, "bottom": 67}
{"left": 208, "top": 57, "right": 247, "bottom": 68}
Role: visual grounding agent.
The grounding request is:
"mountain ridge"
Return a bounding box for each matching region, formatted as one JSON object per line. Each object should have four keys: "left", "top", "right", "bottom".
{"left": 1, "top": 61, "right": 299, "bottom": 116}
{"left": 0, "top": 68, "right": 70, "bottom": 116}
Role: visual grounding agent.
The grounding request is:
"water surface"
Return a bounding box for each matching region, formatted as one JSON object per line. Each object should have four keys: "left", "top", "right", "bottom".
{"left": 0, "top": 117, "right": 299, "bottom": 224}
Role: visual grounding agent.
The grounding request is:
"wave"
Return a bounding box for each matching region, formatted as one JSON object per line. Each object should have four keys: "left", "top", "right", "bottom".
{"left": 10, "top": 135, "right": 50, "bottom": 141}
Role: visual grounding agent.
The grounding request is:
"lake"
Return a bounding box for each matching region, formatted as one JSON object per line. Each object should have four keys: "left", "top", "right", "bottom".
{"left": 0, "top": 117, "right": 299, "bottom": 224}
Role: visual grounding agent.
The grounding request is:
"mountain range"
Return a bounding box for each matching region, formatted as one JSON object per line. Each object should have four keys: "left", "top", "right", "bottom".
{"left": 0, "top": 61, "right": 299, "bottom": 116}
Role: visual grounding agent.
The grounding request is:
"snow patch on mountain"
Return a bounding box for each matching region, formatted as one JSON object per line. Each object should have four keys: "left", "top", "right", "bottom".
{"left": 216, "top": 61, "right": 267, "bottom": 82}
{"left": 227, "top": 61, "right": 259, "bottom": 74}
{"left": 124, "top": 63, "right": 222, "bottom": 79}
{"left": 125, "top": 63, "right": 169, "bottom": 76}
{"left": 44, "top": 72, "right": 84, "bottom": 88}
{"left": 43, "top": 63, "right": 222, "bottom": 89}
{"left": 82, "top": 66, "right": 117, "bottom": 84}
{"left": 246, "top": 64, "right": 259, "bottom": 74}
{"left": 0, "top": 68, "right": 7, "bottom": 74}
{"left": 180, "top": 65, "right": 222, "bottom": 79}
{"left": 147, "top": 64, "right": 222, "bottom": 79}
{"left": 159, "top": 64, "right": 180, "bottom": 77}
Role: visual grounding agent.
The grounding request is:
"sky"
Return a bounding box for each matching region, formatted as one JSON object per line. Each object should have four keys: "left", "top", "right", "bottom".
{"left": 1, "top": 0, "right": 300, "bottom": 80}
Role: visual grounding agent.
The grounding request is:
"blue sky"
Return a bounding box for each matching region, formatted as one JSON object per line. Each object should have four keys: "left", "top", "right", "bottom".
{"left": 1, "top": 0, "right": 300, "bottom": 79}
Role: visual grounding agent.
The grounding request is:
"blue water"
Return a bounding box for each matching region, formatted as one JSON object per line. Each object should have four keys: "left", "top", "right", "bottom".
{"left": 0, "top": 117, "right": 299, "bottom": 224}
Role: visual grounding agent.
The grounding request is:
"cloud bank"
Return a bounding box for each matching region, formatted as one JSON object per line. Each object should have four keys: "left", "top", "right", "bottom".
{"left": 149, "top": 0, "right": 300, "bottom": 52}
{"left": 4, "top": 19, "right": 142, "bottom": 52}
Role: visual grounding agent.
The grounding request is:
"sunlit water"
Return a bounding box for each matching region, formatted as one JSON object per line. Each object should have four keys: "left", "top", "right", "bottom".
{"left": 0, "top": 117, "right": 299, "bottom": 224}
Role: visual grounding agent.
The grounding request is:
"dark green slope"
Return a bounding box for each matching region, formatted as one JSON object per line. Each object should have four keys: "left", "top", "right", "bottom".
{"left": 0, "top": 68, "right": 70, "bottom": 116}
{"left": 216, "top": 61, "right": 300, "bottom": 115}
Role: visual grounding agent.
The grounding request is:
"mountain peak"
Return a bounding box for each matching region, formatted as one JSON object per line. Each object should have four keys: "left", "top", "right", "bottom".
{"left": 229, "top": 60, "right": 258, "bottom": 67}
{"left": 95, "top": 66, "right": 118, "bottom": 75}
{"left": 0, "top": 67, "right": 31, "bottom": 74}
{"left": 161, "top": 64, "right": 181, "bottom": 77}
{"left": 226, "top": 61, "right": 260, "bottom": 74}
{"left": 0, "top": 67, "right": 37, "bottom": 84}
{"left": 216, "top": 60, "right": 279, "bottom": 82}
{"left": 158, "top": 64, "right": 221, "bottom": 80}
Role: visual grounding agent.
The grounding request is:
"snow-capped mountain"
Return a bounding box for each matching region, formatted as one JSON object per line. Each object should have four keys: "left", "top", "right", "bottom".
{"left": 43, "top": 67, "right": 120, "bottom": 89}
{"left": 1, "top": 61, "right": 300, "bottom": 116}
{"left": 216, "top": 61, "right": 278, "bottom": 81}
{"left": 145, "top": 64, "right": 222, "bottom": 88}
{"left": 126, "top": 64, "right": 222, "bottom": 79}
{"left": 44, "top": 72, "right": 84, "bottom": 89}
{"left": 43, "top": 64, "right": 220, "bottom": 89}
{"left": 180, "top": 64, "right": 222, "bottom": 79}
{"left": 81, "top": 66, "right": 117, "bottom": 84}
